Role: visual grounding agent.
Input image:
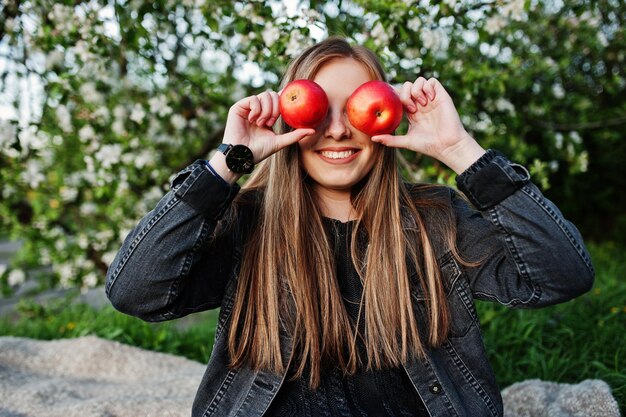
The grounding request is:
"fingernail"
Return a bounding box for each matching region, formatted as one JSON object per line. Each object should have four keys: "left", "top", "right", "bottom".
{"left": 267, "top": 117, "right": 275, "bottom": 126}
{"left": 418, "top": 97, "right": 427, "bottom": 106}
{"left": 408, "top": 105, "right": 417, "bottom": 113}
{"left": 429, "top": 91, "right": 435, "bottom": 100}
{"left": 257, "top": 118, "right": 266, "bottom": 125}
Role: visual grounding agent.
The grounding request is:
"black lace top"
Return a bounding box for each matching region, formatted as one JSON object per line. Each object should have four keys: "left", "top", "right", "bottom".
{"left": 264, "top": 218, "right": 429, "bottom": 417}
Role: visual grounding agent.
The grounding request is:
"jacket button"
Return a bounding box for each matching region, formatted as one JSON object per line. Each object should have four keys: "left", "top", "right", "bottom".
{"left": 429, "top": 383, "right": 443, "bottom": 395}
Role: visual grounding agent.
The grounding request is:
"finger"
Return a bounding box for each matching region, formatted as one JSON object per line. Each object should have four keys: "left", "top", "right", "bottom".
{"left": 275, "top": 128, "right": 316, "bottom": 149}
{"left": 267, "top": 91, "right": 280, "bottom": 127}
{"left": 399, "top": 82, "right": 417, "bottom": 113}
{"left": 256, "top": 92, "right": 273, "bottom": 127}
{"left": 371, "top": 134, "right": 412, "bottom": 150}
{"left": 410, "top": 77, "right": 428, "bottom": 107}
{"left": 425, "top": 78, "right": 438, "bottom": 101}
{"left": 247, "top": 96, "right": 262, "bottom": 123}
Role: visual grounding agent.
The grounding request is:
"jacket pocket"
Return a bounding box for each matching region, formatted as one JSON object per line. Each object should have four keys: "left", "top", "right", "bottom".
{"left": 440, "top": 253, "right": 478, "bottom": 338}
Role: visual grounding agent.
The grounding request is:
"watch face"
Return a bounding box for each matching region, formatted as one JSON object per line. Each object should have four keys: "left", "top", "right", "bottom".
{"left": 226, "top": 144, "right": 254, "bottom": 174}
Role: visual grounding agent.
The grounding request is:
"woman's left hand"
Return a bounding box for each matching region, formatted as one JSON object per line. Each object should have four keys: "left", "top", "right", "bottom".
{"left": 371, "top": 77, "right": 485, "bottom": 174}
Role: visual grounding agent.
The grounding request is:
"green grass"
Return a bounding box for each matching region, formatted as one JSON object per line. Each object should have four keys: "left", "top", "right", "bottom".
{"left": 0, "top": 242, "right": 624, "bottom": 410}
{"left": 477, "top": 241, "right": 626, "bottom": 409}
{"left": 0, "top": 299, "right": 219, "bottom": 364}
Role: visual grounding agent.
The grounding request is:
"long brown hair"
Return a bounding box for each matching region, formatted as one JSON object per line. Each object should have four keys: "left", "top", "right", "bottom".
{"left": 226, "top": 37, "right": 458, "bottom": 388}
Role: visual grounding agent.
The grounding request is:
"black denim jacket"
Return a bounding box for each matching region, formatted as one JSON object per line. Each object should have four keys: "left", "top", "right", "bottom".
{"left": 106, "top": 150, "right": 594, "bottom": 417}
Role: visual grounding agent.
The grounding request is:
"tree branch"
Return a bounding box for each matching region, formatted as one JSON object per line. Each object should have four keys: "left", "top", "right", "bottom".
{"left": 534, "top": 115, "right": 626, "bottom": 131}
{"left": 174, "top": 126, "right": 225, "bottom": 171}
{"left": 396, "top": 150, "right": 422, "bottom": 182}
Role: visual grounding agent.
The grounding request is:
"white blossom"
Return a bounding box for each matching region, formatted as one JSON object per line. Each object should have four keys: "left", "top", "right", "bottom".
{"left": 40, "top": 248, "right": 51, "bottom": 264}
{"left": 285, "top": 30, "right": 306, "bottom": 57}
{"left": 49, "top": 4, "right": 72, "bottom": 22}
{"left": 7, "top": 269, "right": 26, "bottom": 286}
{"left": 112, "top": 120, "right": 127, "bottom": 136}
{"left": 303, "top": 8, "right": 323, "bottom": 24}
{"left": 404, "top": 48, "right": 420, "bottom": 60}
{"left": 93, "top": 106, "right": 110, "bottom": 122}
{"left": 78, "top": 124, "right": 96, "bottom": 142}
{"left": 22, "top": 160, "right": 45, "bottom": 188}
{"left": 82, "top": 272, "right": 98, "bottom": 288}
{"left": 102, "top": 250, "right": 118, "bottom": 266}
{"left": 93, "top": 230, "right": 114, "bottom": 251}
{"left": 60, "top": 186, "right": 79, "bottom": 202}
{"left": 33, "top": 219, "right": 47, "bottom": 231}
{"left": 2, "top": 184, "right": 15, "bottom": 199}
{"left": 56, "top": 105, "right": 73, "bottom": 133}
{"left": 182, "top": 0, "right": 204, "bottom": 8}
{"left": 407, "top": 17, "right": 421, "bottom": 32}
{"left": 145, "top": 186, "right": 164, "bottom": 204}
{"left": 84, "top": 155, "right": 95, "bottom": 173}
{"left": 79, "top": 82, "right": 103, "bottom": 104}
{"left": 371, "top": 22, "right": 389, "bottom": 46}
{"left": 171, "top": 114, "right": 187, "bottom": 130}
{"left": 485, "top": 15, "right": 506, "bottom": 35}
{"left": 18, "top": 126, "right": 46, "bottom": 152}
{"left": 570, "top": 131, "right": 582, "bottom": 144}
{"left": 549, "top": 160, "right": 559, "bottom": 171}
{"left": 578, "top": 151, "right": 589, "bottom": 172}
{"left": 0, "top": 120, "right": 16, "bottom": 150}
{"left": 552, "top": 83, "right": 565, "bottom": 99}
{"left": 48, "top": 4, "right": 75, "bottom": 35}
{"left": 134, "top": 149, "right": 154, "bottom": 169}
{"left": 113, "top": 105, "right": 127, "bottom": 119}
{"left": 4, "top": 18, "right": 15, "bottom": 33}
{"left": 474, "top": 112, "right": 493, "bottom": 132}
{"left": 262, "top": 23, "right": 281, "bottom": 47}
{"left": 149, "top": 95, "right": 173, "bottom": 117}
{"left": 50, "top": 226, "right": 64, "bottom": 238}
{"left": 421, "top": 28, "right": 446, "bottom": 51}
{"left": 95, "top": 144, "right": 122, "bottom": 168}
{"left": 502, "top": 0, "right": 526, "bottom": 21}
{"left": 54, "top": 263, "right": 76, "bottom": 288}
{"left": 495, "top": 98, "right": 516, "bottom": 115}
{"left": 580, "top": 11, "right": 601, "bottom": 28}
{"left": 77, "top": 233, "right": 89, "bottom": 249}
{"left": 555, "top": 133, "right": 564, "bottom": 149}
{"left": 80, "top": 202, "right": 98, "bottom": 216}
{"left": 46, "top": 49, "right": 65, "bottom": 70}
{"left": 241, "top": 3, "right": 254, "bottom": 17}
{"left": 54, "top": 237, "right": 67, "bottom": 252}
{"left": 130, "top": 104, "right": 146, "bottom": 124}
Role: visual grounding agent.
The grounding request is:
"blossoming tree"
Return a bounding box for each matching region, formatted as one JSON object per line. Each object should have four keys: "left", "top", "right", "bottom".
{"left": 0, "top": 0, "right": 624, "bottom": 293}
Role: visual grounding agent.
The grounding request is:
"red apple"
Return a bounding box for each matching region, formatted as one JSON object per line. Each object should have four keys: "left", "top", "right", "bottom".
{"left": 279, "top": 79, "right": 329, "bottom": 129}
{"left": 346, "top": 80, "right": 403, "bottom": 136}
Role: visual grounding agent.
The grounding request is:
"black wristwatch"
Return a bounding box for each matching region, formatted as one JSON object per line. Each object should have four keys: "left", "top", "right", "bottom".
{"left": 217, "top": 143, "right": 254, "bottom": 174}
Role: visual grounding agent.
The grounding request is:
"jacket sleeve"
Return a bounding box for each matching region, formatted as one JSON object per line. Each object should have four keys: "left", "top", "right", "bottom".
{"left": 453, "top": 150, "right": 595, "bottom": 307}
{"left": 105, "top": 160, "right": 242, "bottom": 322}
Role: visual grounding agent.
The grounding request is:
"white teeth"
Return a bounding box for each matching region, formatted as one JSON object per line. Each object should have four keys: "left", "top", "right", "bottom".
{"left": 320, "top": 150, "right": 356, "bottom": 159}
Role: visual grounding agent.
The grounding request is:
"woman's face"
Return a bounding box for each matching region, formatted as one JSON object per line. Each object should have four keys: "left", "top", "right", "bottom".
{"left": 297, "top": 58, "right": 381, "bottom": 195}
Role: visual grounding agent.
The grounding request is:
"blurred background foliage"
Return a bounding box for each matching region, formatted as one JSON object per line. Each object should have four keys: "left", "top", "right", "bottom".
{"left": 0, "top": 0, "right": 624, "bottom": 293}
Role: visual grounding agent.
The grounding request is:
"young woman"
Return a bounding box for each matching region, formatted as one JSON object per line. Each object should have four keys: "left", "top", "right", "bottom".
{"left": 106, "top": 37, "right": 594, "bottom": 417}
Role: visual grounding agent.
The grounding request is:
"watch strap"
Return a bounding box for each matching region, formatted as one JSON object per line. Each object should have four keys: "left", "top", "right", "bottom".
{"left": 217, "top": 143, "right": 232, "bottom": 155}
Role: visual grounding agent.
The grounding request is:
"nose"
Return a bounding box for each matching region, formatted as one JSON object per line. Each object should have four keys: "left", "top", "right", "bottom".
{"left": 323, "top": 107, "right": 351, "bottom": 141}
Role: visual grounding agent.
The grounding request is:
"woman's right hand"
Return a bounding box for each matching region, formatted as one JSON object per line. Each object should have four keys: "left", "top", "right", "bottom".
{"left": 222, "top": 90, "right": 315, "bottom": 164}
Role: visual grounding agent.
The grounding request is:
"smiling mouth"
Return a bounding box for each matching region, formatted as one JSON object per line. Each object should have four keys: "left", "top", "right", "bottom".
{"left": 319, "top": 150, "right": 358, "bottom": 159}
